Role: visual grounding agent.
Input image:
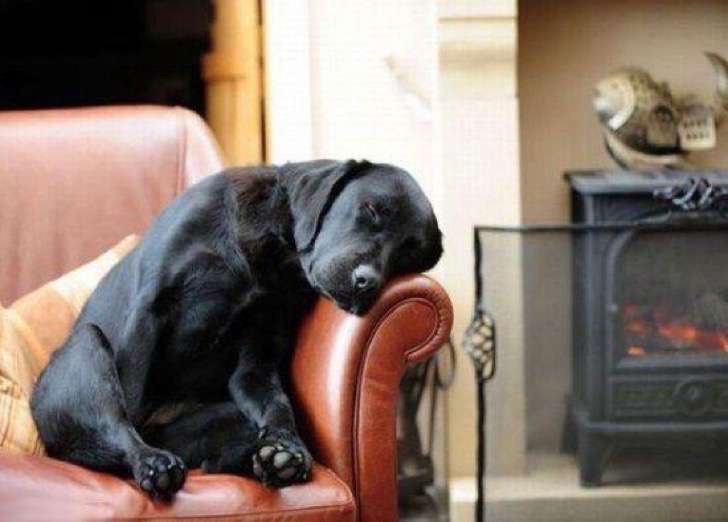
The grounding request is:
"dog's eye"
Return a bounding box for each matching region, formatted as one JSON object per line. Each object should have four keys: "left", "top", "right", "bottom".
{"left": 363, "top": 202, "right": 379, "bottom": 223}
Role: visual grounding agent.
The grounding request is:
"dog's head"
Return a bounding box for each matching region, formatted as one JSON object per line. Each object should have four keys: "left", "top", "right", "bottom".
{"left": 284, "top": 159, "right": 443, "bottom": 315}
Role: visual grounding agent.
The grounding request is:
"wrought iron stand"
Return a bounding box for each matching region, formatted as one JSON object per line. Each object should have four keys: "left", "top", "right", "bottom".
{"left": 462, "top": 229, "right": 496, "bottom": 522}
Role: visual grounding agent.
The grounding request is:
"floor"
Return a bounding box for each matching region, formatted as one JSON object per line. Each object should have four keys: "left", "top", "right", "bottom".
{"left": 401, "top": 486, "right": 450, "bottom": 522}
{"left": 450, "top": 450, "right": 728, "bottom": 522}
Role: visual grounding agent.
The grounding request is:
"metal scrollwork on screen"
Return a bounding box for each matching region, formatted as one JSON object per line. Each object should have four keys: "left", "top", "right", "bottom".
{"left": 463, "top": 307, "right": 496, "bottom": 383}
{"left": 653, "top": 176, "right": 728, "bottom": 213}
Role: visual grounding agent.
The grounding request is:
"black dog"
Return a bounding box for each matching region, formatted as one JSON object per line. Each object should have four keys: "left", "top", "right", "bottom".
{"left": 31, "top": 159, "right": 443, "bottom": 498}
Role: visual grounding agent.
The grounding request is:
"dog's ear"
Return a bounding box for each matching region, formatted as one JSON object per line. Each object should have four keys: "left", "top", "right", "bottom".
{"left": 284, "top": 159, "right": 371, "bottom": 252}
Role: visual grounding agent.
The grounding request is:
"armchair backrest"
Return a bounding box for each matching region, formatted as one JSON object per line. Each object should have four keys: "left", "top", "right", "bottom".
{"left": 0, "top": 106, "right": 224, "bottom": 302}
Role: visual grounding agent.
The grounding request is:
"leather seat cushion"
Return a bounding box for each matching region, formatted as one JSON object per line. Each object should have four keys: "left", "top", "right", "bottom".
{"left": 0, "top": 450, "right": 356, "bottom": 521}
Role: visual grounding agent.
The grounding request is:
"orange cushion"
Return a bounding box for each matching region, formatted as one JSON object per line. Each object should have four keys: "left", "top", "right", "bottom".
{"left": 0, "top": 235, "right": 139, "bottom": 454}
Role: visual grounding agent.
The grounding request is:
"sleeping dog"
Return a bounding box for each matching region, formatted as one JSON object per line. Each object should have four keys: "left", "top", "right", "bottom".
{"left": 31, "top": 159, "right": 443, "bottom": 498}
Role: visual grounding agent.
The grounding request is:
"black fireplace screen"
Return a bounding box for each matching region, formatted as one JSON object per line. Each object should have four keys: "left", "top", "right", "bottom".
{"left": 474, "top": 217, "right": 728, "bottom": 485}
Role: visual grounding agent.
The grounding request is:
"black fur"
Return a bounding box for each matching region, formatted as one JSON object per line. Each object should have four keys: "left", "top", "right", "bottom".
{"left": 30, "top": 159, "right": 443, "bottom": 498}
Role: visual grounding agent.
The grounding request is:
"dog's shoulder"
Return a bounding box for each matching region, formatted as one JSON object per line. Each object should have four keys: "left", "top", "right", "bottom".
{"left": 222, "top": 166, "right": 279, "bottom": 208}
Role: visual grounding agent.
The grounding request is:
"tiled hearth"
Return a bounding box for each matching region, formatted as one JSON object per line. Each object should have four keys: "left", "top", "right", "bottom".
{"left": 453, "top": 452, "right": 728, "bottom": 522}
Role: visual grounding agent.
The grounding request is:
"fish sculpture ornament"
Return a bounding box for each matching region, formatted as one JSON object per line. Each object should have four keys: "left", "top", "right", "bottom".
{"left": 593, "top": 52, "right": 728, "bottom": 170}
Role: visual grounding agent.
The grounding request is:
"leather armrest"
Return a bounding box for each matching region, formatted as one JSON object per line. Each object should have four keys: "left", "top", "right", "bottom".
{"left": 290, "top": 274, "right": 453, "bottom": 522}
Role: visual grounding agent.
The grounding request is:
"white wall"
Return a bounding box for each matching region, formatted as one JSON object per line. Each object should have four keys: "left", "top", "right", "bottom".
{"left": 266, "top": 0, "right": 441, "bottom": 204}
{"left": 438, "top": 0, "right": 524, "bottom": 481}
{"left": 309, "top": 1, "right": 440, "bottom": 203}
{"left": 264, "top": 2, "right": 314, "bottom": 162}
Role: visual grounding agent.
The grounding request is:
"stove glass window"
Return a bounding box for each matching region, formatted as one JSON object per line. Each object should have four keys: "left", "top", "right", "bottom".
{"left": 616, "top": 230, "right": 728, "bottom": 361}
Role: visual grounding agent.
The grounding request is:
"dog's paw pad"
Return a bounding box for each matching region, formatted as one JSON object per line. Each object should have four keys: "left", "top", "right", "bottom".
{"left": 134, "top": 450, "right": 186, "bottom": 499}
{"left": 273, "top": 451, "right": 292, "bottom": 468}
{"left": 258, "top": 445, "right": 276, "bottom": 460}
{"left": 252, "top": 435, "right": 312, "bottom": 487}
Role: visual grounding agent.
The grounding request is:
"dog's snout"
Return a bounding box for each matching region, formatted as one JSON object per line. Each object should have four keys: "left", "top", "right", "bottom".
{"left": 352, "top": 265, "right": 380, "bottom": 294}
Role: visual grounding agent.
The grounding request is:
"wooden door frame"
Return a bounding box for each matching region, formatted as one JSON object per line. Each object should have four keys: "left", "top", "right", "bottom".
{"left": 203, "top": 0, "right": 314, "bottom": 165}
{"left": 203, "top": 0, "right": 264, "bottom": 165}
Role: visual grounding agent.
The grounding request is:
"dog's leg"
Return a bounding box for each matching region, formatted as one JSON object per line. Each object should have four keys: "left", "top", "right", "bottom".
{"left": 143, "top": 401, "right": 264, "bottom": 475}
{"left": 32, "top": 324, "right": 186, "bottom": 498}
{"left": 228, "top": 346, "right": 313, "bottom": 487}
{"left": 114, "top": 303, "right": 163, "bottom": 423}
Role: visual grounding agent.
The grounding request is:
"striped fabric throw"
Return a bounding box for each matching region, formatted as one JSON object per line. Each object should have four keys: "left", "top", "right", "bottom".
{"left": 0, "top": 235, "right": 139, "bottom": 455}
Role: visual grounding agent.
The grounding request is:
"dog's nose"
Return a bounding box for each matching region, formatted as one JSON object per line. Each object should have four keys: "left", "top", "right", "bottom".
{"left": 352, "top": 265, "right": 380, "bottom": 293}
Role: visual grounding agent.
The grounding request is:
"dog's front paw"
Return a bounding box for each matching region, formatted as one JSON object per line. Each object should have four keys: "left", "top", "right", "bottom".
{"left": 252, "top": 429, "right": 312, "bottom": 487}
{"left": 133, "top": 449, "right": 187, "bottom": 499}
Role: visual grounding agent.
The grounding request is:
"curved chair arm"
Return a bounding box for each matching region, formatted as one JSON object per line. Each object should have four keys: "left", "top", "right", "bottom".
{"left": 290, "top": 274, "right": 453, "bottom": 522}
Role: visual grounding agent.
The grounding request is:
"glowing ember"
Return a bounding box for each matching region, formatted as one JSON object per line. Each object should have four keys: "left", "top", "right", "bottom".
{"left": 627, "top": 346, "right": 646, "bottom": 357}
{"left": 625, "top": 319, "right": 649, "bottom": 335}
{"left": 623, "top": 302, "right": 728, "bottom": 356}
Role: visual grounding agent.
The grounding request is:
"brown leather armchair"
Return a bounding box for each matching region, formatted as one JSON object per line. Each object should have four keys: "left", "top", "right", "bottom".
{"left": 0, "top": 106, "right": 453, "bottom": 521}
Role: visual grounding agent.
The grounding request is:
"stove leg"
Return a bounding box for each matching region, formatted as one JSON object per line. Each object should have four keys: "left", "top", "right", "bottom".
{"left": 578, "top": 432, "right": 611, "bottom": 487}
{"left": 561, "top": 395, "right": 577, "bottom": 453}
